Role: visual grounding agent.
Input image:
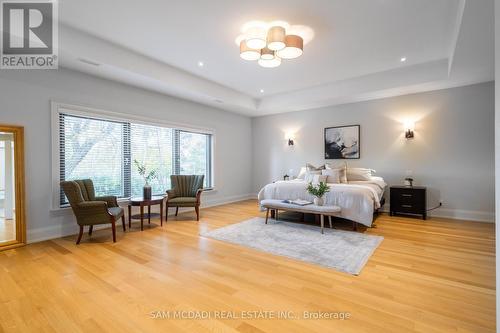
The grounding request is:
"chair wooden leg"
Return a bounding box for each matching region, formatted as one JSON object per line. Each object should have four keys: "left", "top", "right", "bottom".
{"left": 121, "top": 215, "right": 126, "bottom": 232}
{"left": 165, "top": 205, "right": 168, "bottom": 222}
{"left": 175, "top": 207, "right": 179, "bottom": 216}
{"left": 265, "top": 208, "right": 269, "bottom": 224}
{"left": 329, "top": 216, "right": 333, "bottom": 229}
{"left": 76, "top": 225, "right": 84, "bottom": 244}
{"left": 195, "top": 205, "right": 200, "bottom": 221}
{"left": 111, "top": 220, "right": 116, "bottom": 242}
{"left": 160, "top": 200, "right": 163, "bottom": 226}
{"left": 128, "top": 205, "right": 131, "bottom": 228}
{"left": 88, "top": 225, "right": 93, "bottom": 236}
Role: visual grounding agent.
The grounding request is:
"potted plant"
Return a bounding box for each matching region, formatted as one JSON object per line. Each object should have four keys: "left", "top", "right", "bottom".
{"left": 307, "top": 182, "right": 330, "bottom": 206}
{"left": 134, "top": 160, "right": 158, "bottom": 200}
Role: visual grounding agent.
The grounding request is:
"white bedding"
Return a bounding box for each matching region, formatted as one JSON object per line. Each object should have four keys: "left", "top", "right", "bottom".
{"left": 257, "top": 177, "right": 387, "bottom": 227}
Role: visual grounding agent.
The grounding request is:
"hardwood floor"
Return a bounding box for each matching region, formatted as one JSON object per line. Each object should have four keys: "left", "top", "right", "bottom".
{"left": 0, "top": 200, "right": 495, "bottom": 332}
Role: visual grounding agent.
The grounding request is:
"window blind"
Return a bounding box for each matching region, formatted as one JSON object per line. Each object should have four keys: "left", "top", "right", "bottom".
{"left": 60, "top": 113, "right": 125, "bottom": 205}
{"left": 59, "top": 112, "right": 213, "bottom": 206}
{"left": 130, "top": 123, "right": 173, "bottom": 197}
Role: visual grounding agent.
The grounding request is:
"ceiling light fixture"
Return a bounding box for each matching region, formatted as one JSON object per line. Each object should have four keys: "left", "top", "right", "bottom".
{"left": 245, "top": 26, "right": 267, "bottom": 49}
{"left": 260, "top": 89, "right": 264, "bottom": 93}
{"left": 260, "top": 47, "right": 275, "bottom": 60}
{"left": 267, "top": 26, "right": 286, "bottom": 51}
{"left": 236, "top": 21, "right": 313, "bottom": 68}
{"left": 197, "top": 61, "right": 204, "bottom": 67}
{"left": 240, "top": 40, "right": 261, "bottom": 60}
{"left": 276, "top": 35, "right": 303, "bottom": 59}
{"left": 258, "top": 55, "right": 281, "bottom": 68}
{"left": 400, "top": 57, "right": 407, "bottom": 62}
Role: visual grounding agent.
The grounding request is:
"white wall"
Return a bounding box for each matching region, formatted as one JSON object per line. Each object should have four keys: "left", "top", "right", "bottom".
{"left": 253, "top": 82, "right": 495, "bottom": 222}
{"left": 0, "top": 68, "right": 253, "bottom": 242}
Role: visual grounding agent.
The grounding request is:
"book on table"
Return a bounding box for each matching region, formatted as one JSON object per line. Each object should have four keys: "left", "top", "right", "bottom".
{"left": 282, "top": 199, "right": 312, "bottom": 206}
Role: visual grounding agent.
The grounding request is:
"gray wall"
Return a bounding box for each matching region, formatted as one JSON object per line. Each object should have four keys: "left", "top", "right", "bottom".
{"left": 252, "top": 82, "right": 495, "bottom": 222}
{"left": 0, "top": 68, "right": 253, "bottom": 242}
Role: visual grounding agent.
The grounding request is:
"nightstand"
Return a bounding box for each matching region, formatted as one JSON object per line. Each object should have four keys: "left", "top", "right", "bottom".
{"left": 390, "top": 186, "right": 427, "bottom": 220}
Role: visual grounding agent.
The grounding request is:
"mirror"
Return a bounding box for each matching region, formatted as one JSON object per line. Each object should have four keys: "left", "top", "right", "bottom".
{"left": 0, "top": 125, "right": 25, "bottom": 250}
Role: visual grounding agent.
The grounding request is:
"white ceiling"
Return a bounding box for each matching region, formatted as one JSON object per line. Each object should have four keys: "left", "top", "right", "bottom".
{"left": 58, "top": 0, "right": 494, "bottom": 117}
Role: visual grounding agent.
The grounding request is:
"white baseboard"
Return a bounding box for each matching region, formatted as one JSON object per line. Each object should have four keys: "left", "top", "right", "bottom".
{"left": 380, "top": 208, "right": 495, "bottom": 223}
{"left": 202, "top": 193, "right": 255, "bottom": 208}
{"left": 27, "top": 193, "right": 256, "bottom": 244}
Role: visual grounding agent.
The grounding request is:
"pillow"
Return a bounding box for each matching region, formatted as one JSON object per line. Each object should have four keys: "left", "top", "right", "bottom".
{"left": 306, "top": 163, "right": 325, "bottom": 171}
{"left": 325, "top": 162, "right": 347, "bottom": 183}
{"left": 347, "top": 168, "right": 373, "bottom": 181}
{"left": 321, "top": 169, "right": 341, "bottom": 184}
{"left": 308, "top": 174, "right": 328, "bottom": 184}
{"left": 296, "top": 167, "right": 307, "bottom": 180}
{"left": 304, "top": 170, "right": 322, "bottom": 183}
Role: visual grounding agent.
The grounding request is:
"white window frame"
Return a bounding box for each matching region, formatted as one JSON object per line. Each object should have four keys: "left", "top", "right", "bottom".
{"left": 51, "top": 101, "right": 216, "bottom": 210}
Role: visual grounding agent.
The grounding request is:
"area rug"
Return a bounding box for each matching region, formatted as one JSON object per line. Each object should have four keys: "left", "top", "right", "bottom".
{"left": 200, "top": 217, "right": 383, "bottom": 275}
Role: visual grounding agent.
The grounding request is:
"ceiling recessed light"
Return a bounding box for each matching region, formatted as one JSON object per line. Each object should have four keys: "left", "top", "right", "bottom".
{"left": 197, "top": 61, "right": 204, "bottom": 67}
{"left": 400, "top": 57, "right": 407, "bottom": 62}
{"left": 260, "top": 89, "right": 264, "bottom": 93}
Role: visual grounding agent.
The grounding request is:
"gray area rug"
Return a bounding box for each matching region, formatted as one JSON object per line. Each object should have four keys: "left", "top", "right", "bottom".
{"left": 201, "top": 217, "right": 383, "bottom": 275}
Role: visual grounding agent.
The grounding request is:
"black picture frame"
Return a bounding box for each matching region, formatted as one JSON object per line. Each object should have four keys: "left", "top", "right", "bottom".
{"left": 324, "top": 125, "right": 360, "bottom": 159}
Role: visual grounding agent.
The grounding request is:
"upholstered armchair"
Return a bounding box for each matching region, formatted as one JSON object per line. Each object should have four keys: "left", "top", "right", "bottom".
{"left": 60, "top": 179, "right": 126, "bottom": 244}
{"left": 166, "top": 175, "right": 204, "bottom": 221}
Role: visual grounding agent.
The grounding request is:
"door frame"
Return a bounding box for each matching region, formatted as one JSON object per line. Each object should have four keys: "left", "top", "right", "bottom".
{"left": 0, "top": 124, "right": 26, "bottom": 250}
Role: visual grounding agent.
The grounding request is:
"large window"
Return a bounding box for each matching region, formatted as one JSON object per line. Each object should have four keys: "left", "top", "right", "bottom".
{"left": 59, "top": 112, "right": 213, "bottom": 206}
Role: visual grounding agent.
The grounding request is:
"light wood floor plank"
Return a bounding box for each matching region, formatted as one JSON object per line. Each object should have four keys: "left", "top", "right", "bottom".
{"left": 0, "top": 199, "right": 495, "bottom": 332}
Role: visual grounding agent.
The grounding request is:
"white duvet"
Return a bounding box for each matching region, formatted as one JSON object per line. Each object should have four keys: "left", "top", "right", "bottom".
{"left": 257, "top": 177, "right": 387, "bottom": 227}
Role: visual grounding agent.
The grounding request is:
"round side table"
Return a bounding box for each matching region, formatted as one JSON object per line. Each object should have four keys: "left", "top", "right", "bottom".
{"left": 128, "top": 196, "right": 165, "bottom": 231}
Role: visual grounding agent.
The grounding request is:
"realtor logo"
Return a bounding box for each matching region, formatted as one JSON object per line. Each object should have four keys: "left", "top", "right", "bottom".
{"left": 1, "top": 0, "right": 58, "bottom": 69}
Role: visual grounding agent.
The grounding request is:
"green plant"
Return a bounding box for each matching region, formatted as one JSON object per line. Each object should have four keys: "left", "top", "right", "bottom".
{"left": 134, "top": 160, "right": 158, "bottom": 185}
{"left": 307, "top": 182, "right": 330, "bottom": 198}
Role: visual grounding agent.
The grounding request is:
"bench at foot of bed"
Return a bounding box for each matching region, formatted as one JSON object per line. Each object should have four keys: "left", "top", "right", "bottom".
{"left": 260, "top": 199, "right": 342, "bottom": 234}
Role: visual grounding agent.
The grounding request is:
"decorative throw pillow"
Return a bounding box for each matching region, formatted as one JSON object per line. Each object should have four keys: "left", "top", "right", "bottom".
{"left": 310, "top": 174, "right": 328, "bottom": 184}
{"left": 325, "top": 162, "right": 347, "bottom": 183}
{"left": 304, "top": 170, "right": 322, "bottom": 183}
{"left": 346, "top": 168, "right": 373, "bottom": 181}
{"left": 296, "top": 167, "right": 307, "bottom": 180}
{"left": 306, "top": 163, "right": 325, "bottom": 171}
{"left": 321, "top": 169, "right": 341, "bottom": 184}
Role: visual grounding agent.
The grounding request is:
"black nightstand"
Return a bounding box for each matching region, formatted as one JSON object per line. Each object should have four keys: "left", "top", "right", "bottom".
{"left": 390, "top": 186, "right": 427, "bottom": 220}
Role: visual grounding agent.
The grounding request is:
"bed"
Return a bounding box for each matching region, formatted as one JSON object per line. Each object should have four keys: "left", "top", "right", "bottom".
{"left": 257, "top": 177, "right": 387, "bottom": 227}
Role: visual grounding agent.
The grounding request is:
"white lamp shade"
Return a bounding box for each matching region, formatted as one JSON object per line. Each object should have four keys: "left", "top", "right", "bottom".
{"left": 258, "top": 56, "right": 281, "bottom": 68}
{"left": 267, "top": 26, "right": 286, "bottom": 51}
{"left": 240, "top": 40, "right": 260, "bottom": 60}
{"left": 245, "top": 26, "right": 266, "bottom": 49}
{"left": 276, "top": 35, "right": 304, "bottom": 59}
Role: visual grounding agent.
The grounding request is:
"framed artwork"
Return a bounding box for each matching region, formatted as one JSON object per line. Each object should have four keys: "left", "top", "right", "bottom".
{"left": 324, "top": 125, "right": 360, "bottom": 159}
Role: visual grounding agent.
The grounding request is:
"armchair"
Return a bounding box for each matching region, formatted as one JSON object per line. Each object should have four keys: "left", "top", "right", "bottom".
{"left": 166, "top": 175, "right": 204, "bottom": 221}
{"left": 60, "top": 179, "right": 126, "bottom": 244}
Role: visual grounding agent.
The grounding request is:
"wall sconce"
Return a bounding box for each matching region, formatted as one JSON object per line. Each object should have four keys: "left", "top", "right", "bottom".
{"left": 404, "top": 121, "right": 415, "bottom": 139}
{"left": 288, "top": 138, "right": 294, "bottom": 146}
